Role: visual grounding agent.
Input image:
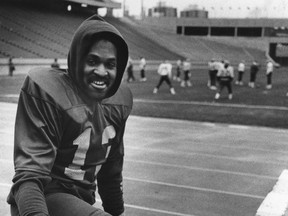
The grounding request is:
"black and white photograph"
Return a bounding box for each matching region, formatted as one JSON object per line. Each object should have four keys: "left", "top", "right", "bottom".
{"left": 1, "top": 0, "right": 288, "bottom": 215}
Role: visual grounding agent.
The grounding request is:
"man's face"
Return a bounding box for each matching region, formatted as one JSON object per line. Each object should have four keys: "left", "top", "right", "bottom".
{"left": 82, "top": 39, "right": 117, "bottom": 100}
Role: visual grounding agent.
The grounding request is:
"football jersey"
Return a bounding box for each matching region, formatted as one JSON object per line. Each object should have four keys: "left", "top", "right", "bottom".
{"left": 238, "top": 62, "right": 245, "bottom": 72}
{"left": 183, "top": 61, "right": 191, "bottom": 71}
{"left": 266, "top": 62, "right": 273, "bottom": 74}
{"left": 10, "top": 68, "right": 132, "bottom": 205}
{"left": 139, "top": 58, "right": 146, "bottom": 69}
{"left": 217, "top": 66, "right": 234, "bottom": 78}
{"left": 157, "top": 62, "right": 172, "bottom": 76}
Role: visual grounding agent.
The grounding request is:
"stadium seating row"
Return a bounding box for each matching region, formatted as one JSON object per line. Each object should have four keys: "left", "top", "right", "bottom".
{"left": 0, "top": 2, "right": 266, "bottom": 64}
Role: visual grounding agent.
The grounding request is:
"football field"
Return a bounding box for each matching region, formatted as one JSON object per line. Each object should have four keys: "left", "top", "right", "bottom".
{"left": 1, "top": 102, "right": 288, "bottom": 216}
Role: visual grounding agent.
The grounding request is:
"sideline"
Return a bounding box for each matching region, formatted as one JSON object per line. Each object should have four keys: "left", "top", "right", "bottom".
{"left": 1, "top": 97, "right": 288, "bottom": 111}
{"left": 133, "top": 98, "right": 288, "bottom": 111}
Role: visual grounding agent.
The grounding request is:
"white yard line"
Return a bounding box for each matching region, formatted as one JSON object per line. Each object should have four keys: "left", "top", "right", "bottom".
{"left": 1, "top": 99, "right": 288, "bottom": 111}
{"left": 133, "top": 98, "right": 288, "bottom": 111}
{"left": 256, "top": 170, "right": 288, "bottom": 216}
{"left": 124, "top": 177, "right": 265, "bottom": 199}
{"left": 125, "top": 146, "right": 288, "bottom": 166}
{"left": 124, "top": 159, "right": 277, "bottom": 180}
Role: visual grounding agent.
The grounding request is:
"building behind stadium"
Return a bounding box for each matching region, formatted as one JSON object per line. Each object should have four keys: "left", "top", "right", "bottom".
{"left": 144, "top": 1, "right": 288, "bottom": 66}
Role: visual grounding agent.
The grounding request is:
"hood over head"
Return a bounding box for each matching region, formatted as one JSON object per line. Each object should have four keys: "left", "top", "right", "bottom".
{"left": 67, "top": 15, "right": 129, "bottom": 98}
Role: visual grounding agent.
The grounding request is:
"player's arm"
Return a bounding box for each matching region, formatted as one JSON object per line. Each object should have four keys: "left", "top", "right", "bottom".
{"left": 97, "top": 123, "right": 126, "bottom": 216}
{"left": 98, "top": 85, "right": 132, "bottom": 216}
{"left": 7, "top": 80, "right": 61, "bottom": 215}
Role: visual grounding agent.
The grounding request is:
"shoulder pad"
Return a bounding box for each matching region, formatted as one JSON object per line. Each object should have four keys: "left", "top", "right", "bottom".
{"left": 102, "top": 83, "right": 133, "bottom": 109}
{"left": 25, "top": 68, "right": 78, "bottom": 109}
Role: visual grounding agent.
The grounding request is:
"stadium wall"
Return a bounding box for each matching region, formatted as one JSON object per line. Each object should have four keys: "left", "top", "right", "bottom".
{"left": 141, "top": 17, "right": 288, "bottom": 36}
{"left": 140, "top": 17, "right": 288, "bottom": 65}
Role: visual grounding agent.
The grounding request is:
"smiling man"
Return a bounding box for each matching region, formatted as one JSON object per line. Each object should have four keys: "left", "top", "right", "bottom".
{"left": 82, "top": 39, "right": 118, "bottom": 99}
{"left": 7, "top": 15, "right": 132, "bottom": 216}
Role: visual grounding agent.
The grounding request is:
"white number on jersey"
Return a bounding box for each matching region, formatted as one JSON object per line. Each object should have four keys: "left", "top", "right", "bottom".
{"left": 64, "top": 125, "right": 116, "bottom": 180}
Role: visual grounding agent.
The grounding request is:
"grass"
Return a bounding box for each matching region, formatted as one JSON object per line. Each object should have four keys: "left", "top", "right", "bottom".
{"left": 1, "top": 66, "right": 288, "bottom": 128}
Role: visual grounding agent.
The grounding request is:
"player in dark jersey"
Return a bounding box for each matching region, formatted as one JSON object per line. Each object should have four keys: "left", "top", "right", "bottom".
{"left": 7, "top": 15, "right": 132, "bottom": 216}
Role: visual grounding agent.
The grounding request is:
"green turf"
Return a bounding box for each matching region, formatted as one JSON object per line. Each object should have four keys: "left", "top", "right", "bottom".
{"left": 1, "top": 66, "right": 288, "bottom": 128}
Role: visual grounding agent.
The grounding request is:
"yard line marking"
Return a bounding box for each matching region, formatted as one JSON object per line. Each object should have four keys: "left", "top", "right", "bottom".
{"left": 128, "top": 115, "right": 288, "bottom": 134}
{"left": 256, "top": 170, "right": 288, "bottom": 216}
{"left": 95, "top": 199, "right": 197, "bottom": 216}
{"left": 125, "top": 159, "right": 277, "bottom": 180}
{"left": 190, "top": 142, "right": 288, "bottom": 155}
{"left": 228, "top": 125, "right": 250, "bottom": 129}
{"left": 124, "top": 177, "right": 265, "bottom": 199}
{"left": 186, "top": 140, "right": 288, "bottom": 154}
{"left": 202, "top": 122, "right": 216, "bottom": 127}
{"left": 125, "top": 146, "right": 288, "bottom": 166}
{"left": 133, "top": 99, "right": 288, "bottom": 111}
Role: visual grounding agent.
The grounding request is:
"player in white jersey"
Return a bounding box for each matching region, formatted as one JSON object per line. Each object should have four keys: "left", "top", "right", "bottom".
{"left": 153, "top": 60, "right": 176, "bottom": 95}
{"left": 180, "top": 58, "right": 192, "bottom": 87}
{"left": 139, "top": 57, "right": 147, "bottom": 81}
{"left": 215, "top": 60, "right": 234, "bottom": 100}
{"left": 266, "top": 60, "right": 274, "bottom": 89}
{"left": 235, "top": 60, "right": 245, "bottom": 86}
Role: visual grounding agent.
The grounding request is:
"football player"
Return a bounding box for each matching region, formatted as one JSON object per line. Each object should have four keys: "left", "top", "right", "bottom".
{"left": 153, "top": 60, "right": 176, "bottom": 95}
{"left": 7, "top": 15, "right": 132, "bottom": 216}
{"left": 215, "top": 60, "right": 234, "bottom": 100}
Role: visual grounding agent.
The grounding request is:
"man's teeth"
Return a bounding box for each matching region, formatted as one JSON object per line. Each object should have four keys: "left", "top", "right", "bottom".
{"left": 91, "top": 80, "right": 107, "bottom": 89}
{"left": 93, "top": 81, "right": 104, "bottom": 85}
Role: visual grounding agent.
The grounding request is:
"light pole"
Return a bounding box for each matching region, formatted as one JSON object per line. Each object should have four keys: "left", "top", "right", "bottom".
{"left": 123, "top": 0, "right": 125, "bottom": 16}
{"left": 141, "top": 0, "right": 144, "bottom": 19}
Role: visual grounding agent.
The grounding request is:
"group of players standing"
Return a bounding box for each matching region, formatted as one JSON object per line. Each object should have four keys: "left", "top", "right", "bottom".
{"left": 207, "top": 58, "right": 274, "bottom": 99}
{"left": 125, "top": 56, "right": 275, "bottom": 100}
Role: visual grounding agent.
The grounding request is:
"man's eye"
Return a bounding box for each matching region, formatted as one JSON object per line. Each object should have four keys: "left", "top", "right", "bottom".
{"left": 106, "top": 62, "right": 116, "bottom": 69}
{"left": 86, "top": 57, "right": 100, "bottom": 66}
{"left": 87, "top": 59, "right": 96, "bottom": 66}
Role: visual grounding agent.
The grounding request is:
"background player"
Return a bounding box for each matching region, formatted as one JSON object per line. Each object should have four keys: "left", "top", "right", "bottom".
{"left": 248, "top": 61, "right": 259, "bottom": 88}
{"left": 153, "top": 60, "right": 176, "bottom": 95}
{"left": 215, "top": 60, "right": 234, "bottom": 100}
{"left": 235, "top": 60, "right": 245, "bottom": 86}
{"left": 139, "top": 56, "right": 147, "bottom": 82}
{"left": 266, "top": 59, "right": 274, "bottom": 89}
{"left": 180, "top": 58, "right": 192, "bottom": 87}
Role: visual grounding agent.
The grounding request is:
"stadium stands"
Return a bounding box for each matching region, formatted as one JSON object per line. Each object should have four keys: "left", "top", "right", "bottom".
{"left": 0, "top": 2, "right": 182, "bottom": 60}
{"left": 0, "top": 1, "right": 266, "bottom": 64}
{"left": 125, "top": 17, "right": 267, "bottom": 64}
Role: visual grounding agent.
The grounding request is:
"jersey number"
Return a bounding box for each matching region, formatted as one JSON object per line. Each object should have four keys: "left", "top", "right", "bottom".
{"left": 64, "top": 126, "right": 116, "bottom": 180}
